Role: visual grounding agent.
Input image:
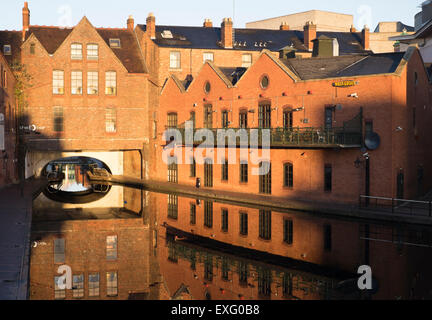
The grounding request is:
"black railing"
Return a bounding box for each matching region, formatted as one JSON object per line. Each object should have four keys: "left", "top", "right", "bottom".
{"left": 359, "top": 195, "right": 432, "bottom": 218}
{"left": 165, "top": 127, "right": 362, "bottom": 148}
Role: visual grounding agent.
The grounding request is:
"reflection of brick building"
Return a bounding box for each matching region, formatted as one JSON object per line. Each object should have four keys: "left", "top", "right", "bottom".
{"left": 0, "top": 51, "right": 17, "bottom": 186}
{"left": 30, "top": 217, "right": 152, "bottom": 300}
{"left": 157, "top": 48, "right": 432, "bottom": 203}
{"left": 154, "top": 193, "right": 432, "bottom": 300}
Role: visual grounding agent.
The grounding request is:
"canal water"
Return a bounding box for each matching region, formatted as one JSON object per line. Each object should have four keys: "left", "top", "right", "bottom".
{"left": 29, "top": 184, "right": 432, "bottom": 300}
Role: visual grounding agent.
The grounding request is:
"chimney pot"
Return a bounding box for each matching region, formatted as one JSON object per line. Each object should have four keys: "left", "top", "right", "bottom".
{"left": 304, "top": 21, "right": 317, "bottom": 51}
{"left": 221, "top": 17, "right": 233, "bottom": 48}
{"left": 22, "top": 1, "right": 30, "bottom": 41}
{"left": 280, "top": 22, "right": 290, "bottom": 31}
{"left": 203, "top": 18, "right": 213, "bottom": 28}
{"left": 147, "top": 13, "right": 156, "bottom": 39}
{"left": 127, "top": 15, "right": 134, "bottom": 31}
{"left": 350, "top": 25, "right": 357, "bottom": 32}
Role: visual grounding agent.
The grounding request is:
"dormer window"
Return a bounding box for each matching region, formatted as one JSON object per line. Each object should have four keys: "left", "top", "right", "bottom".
{"left": 161, "top": 30, "right": 173, "bottom": 39}
{"left": 109, "top": 39, "right": 121, "bottom": 48}
{"left": 3, "top": 45, "right": 11, "bottom": 56}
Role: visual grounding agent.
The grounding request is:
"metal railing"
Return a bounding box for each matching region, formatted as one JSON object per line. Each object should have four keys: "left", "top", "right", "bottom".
{"left": 165, "top": 127, "right": 362, "bottom": 148}
{"left": 359, "top": 195, "right": 432, "bottom": 217}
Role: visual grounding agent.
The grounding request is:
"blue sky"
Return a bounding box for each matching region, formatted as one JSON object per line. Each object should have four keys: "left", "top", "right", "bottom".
{"left": 0, "top": 0, "right": 422, "bottom": 31}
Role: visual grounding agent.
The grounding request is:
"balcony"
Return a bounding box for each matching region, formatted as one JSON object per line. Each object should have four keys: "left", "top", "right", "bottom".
{"left": 166, "top": 126, "right": 362, "bottom": 149}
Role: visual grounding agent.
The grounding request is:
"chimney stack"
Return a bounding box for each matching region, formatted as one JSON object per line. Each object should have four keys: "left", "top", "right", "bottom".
{"left": 362, "top": 25, "right": 370, "bottom": 50}
{"left": 280, "top": 22, "right": 290, "bottom": 31}
{"left": 304, "top": 21, "right": 316, "bottom": 51}
{"left": 127, "top": 15, "right": 135, "bottom": 31}
{"left": 203, "top": 19, "right": 213, "bottom": 28}
{"left": 22, "top": 2, "right": 30, "bottom": 41}
{"left": 146, "top": 13, "right": 156, "bottom": 39}
{"left": 221, "top": 18, "right": 233, "bottom": 49}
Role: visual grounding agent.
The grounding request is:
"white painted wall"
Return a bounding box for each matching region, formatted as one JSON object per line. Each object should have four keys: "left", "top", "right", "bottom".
{"left": 25, "top": 151, "right": 124, "bottom": 179}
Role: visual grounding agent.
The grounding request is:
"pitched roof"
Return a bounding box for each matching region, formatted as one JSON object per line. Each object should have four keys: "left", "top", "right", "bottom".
{"left": 137, "top": 24, "right": 370, "bottom": 55}
{"left": 0, "top": 25, "right": 148, "bottom": 74}
{"left": 281, "top": 52, "right": 406, "bottom": 80}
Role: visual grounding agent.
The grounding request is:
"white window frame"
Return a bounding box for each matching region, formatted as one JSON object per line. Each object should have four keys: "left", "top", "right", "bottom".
{"left": 203, "top": 52, "right": 214, "bottom": 63}
{"left": 87, "top": 44, "right": 98, "bottom": 60}
{"left": 242, "top": 54, "right": 252, "bottom": 68}
{"left": 105, "top": 71, "right": 117, "bottom": 95}
{"left": 71, "top": 43, "right": 83, "bottom": 60}
{"left": 109, "top": 39, "right": 121, "bottom": 48}
{"left": 71, "top": 71, "right": 83, "bottom": 95}
{"left": 105, "top": 108, "right": 117, "bottom": 133}
{"left": 53, "top": 70, "right": 64, "bottom": 95}
{"left": 3, "top": 45, "right": 11, "bottom": 56}
{"left": 170, "top": 51, "right": 181, "bottom": 69}
{"left": 87, "top": 71, "right": 98, "bottom": 95}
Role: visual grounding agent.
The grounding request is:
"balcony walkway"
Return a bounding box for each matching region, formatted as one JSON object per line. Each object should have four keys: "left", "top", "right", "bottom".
{"left": 0, "top": 179, "right": 47, "bottom": 300}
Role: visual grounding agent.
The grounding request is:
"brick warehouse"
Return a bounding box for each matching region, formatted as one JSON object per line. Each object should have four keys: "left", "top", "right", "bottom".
{"left": 156, "top": 48, "right": 432, "bottom": 204}
{"left": 0, "top": 3, "right": 149, "bottom": 183}
{"left": 0, "top": 50, "right": 18, "bottom": 185}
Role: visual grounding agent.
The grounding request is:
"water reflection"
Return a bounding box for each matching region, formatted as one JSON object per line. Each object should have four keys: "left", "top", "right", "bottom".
{"left": 29, "top": 187, "right": 432, "bottom": 300}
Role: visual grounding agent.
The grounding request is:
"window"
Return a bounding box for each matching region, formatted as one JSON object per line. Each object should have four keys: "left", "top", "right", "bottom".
{"left": 260, "top": 75, "right": 269, "bottom": 89}
{"left": 239, "top": 111, "right": 248, "bottom": 129}
{"left": 221, "top": 258, "right": 230, "bottom": 281}
{"left": 53, "top": 106, "right": 64, "bottom": 132}
{"left": 109, "top": 39, "right": 121, "bottom": 48}
{"left": 3, "top": 45, "right": 11, "bottom": 56}
{"left": 87, "top": 44, "right": 98, "bottom": 60}
{"left": 170, "top": 51, "right": 181, "bottom": 69}
{"left": 204, "top": 159, "right": 213, "bottom": 187}
{"left": 221, "top": 209, "right": 229, "bottom": 232}
{"left": 106, "top": 235, "right": 118, "bottom": 261}
{"left": 283, "top": 109, "right": 293, "bottom": 130}
{"left": 167, "top": 113, "right": 178, "bottom": 128}
{"left": 258, "top": 104, "right": 271, "bottom": 128}
{"left": 30, "top": 43, "right": 35, "bottom": 54}
{"left": 190, "top": 157, "right": 196, "bottom": 178}
{"left": 239, "top": 212, "right": 248, "bottom": 235}
{"left": 325, "top": 107, "right": 333, "bottom": 130}
{"left": 204, "top": 82, "right": 211, "bottom": 94}
{"left": 240, "top": 162, "right": 248, "bottom": 183}
{"left": 204, "top": 201, "right": 213, "bottom": 228}
{"left": 54, "top": 238, "right": 65, "bottom": 263}
{"left": 282, "top": 273, "right": 293, "bottom": 297}
{"left": 204, "top": 105, "right": 213, "bottom": 129}
{"left": 258, "top": 269, "right": 272, "bottom": 297}
{"left": 89, "top": 273, "right": 100, "bottom": 297}
{"left": 53, "top": 70, "right": 64, "bottom": 94}
{"left": 168, "top": 194, "right": 178, "bottom": 219}
{"left": 365, "top": 120, "right": 373, "bottom": 134}
{"left": 204, "top": 258, "right": 213, "bottom": 282}
{"left": 238, "top": 262, "right": 248, "bottom": 285}
{"left": 222, "top": 159, "right": 229, "bottom": 181}
{"left": 259, "top": 210, "right": 272, "bottom": 240}
{"left": 54, "top": 276, "right": 66, "bottom": 300}
{"left": 168, "top": 161, "right": 178, "bottom": 183}
{"left": 203, "top": 52, "right": 214, "bottom": 63}
{"left": 190, "top": 203, "right": 196, "bottom": 225}
{"left": 190, "top": 111, "right": 196, "bottom": 128}
{"left": 324, "top": 225, "right": 332, "bottom": 251}
{"left": 71, "top": 71, "right": 82, "bottom": 95}
{"left": 242, "top": 54, "right": 252, "bottom": 68}
{"left": 284, "top": 163, "right": 293, "bottom": 188}
{"left": 284, "top": 219, "right": 293, "bottom": 245}
{"left": 106, "top": 272, "right": 118, "bottom": 297}
{"left": 259, "top": 161, "right": 272, "bottom": 195}
{"left": 72, "top": 274, "right": 84, "bottom": 298}
{"left": 105, "top": 108, "right": 116, "bottom": 133}
{"left": 87, "top": 71, "right": 98, "bottom": 95}
{"left": 168, "top": 245, "right": 178, "bottom": 263}
{"left": 324, "top": 164, "right": 332, "bottom": 192}
{"left": 105, "top": 71, "right": 117, "bottom": 95}
{"left": 71, "top": 43, "right": 82, "bottom": 60}
{"left": 222, "top": 110, "right": 229, "bottom": 128}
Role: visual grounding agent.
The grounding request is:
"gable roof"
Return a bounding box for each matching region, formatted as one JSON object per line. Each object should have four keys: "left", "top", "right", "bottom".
{"left": 0, "top": 22, "right": 148, "bottom": 74}
{"left": 137, "top": 24, "right": 370, "bottom": 55}
{"left": 281, "top": 52, "right": 406, "bottom": 80}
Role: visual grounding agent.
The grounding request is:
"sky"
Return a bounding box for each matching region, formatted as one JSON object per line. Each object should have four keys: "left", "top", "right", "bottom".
{"left": 0, "top": 0, "right": 423, "bottom": 31}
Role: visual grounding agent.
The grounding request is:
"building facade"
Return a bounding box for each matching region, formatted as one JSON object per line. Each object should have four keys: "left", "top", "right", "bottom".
{"left": 156, "top": 48, "right": 432, "bottom": 204}
{"left": 0, "top": 51, "right": 17, "bottom": 186}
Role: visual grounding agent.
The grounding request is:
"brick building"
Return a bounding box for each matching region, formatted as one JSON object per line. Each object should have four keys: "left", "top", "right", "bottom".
{"left": 0, "top": 3, "right": 149, "bottom": 181}
{"left": 0, "top": 50, "right": 17, "bottom": 186}
{"left": 156, "top": 48, "right": 432, "bottom": 204}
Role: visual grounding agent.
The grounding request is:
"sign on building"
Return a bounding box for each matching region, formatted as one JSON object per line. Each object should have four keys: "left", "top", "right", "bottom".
{"left": 0, "top": 113, "right": 4, "bottom": 151}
